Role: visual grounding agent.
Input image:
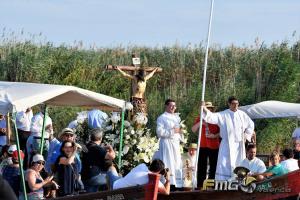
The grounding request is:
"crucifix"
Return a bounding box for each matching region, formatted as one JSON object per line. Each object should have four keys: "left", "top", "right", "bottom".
{"left": 105, "top": 54, "right": 162, "bottom": 115}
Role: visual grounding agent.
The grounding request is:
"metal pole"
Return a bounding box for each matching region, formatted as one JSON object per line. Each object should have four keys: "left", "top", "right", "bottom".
{"left": 39, "top": 105, "right": 48, "bottom": 155}
{"left": 118, "top": 109, "right": 125, "bottom": 169}
{"left": 193, "top": 0, "right": 215, "bottom": 190}
{"left": 12, "top": 112, "right": 28, "bottom": 200}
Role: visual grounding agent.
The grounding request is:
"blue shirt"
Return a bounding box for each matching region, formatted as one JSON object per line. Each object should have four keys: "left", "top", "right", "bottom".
{"left": 88, "top": 109, "right": 108, "bottom": 129}
{"left": 45, "top": 138, "right": 61, "bottom": 173}
{"left": 265, "top": 164, "right": 288, "bottom": 178}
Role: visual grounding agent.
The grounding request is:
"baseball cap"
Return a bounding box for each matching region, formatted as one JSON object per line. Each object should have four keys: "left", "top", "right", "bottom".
{"left": 8, "top": 145, "right": 17, "bottom": 154}
{"left": 32, "top": 154, "right": 45, "bottom": 162}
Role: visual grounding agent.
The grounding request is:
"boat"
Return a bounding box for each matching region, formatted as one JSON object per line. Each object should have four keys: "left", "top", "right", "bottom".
{"left": 55, "top": 173, "right": 160, "bottom": 200}
{"left": 158, "top": 169, "right": 300, "bottom": 200}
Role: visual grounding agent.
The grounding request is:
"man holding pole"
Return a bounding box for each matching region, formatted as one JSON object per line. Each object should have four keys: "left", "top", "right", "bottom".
{"left": 201, "top": 96, "right": 254, "bottom": 180}
{"left": 192, "top": 102, "right": 220, "bottom": 187}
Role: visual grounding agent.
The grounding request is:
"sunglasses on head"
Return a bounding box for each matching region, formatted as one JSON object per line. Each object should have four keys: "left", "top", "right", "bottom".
{"left": 36, "top": 161, "right": 45, "bottom": 165}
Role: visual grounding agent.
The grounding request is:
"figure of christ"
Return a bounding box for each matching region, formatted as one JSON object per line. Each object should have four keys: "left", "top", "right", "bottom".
{"left": 115, "top": 66, "right": 159, "bottom": 114}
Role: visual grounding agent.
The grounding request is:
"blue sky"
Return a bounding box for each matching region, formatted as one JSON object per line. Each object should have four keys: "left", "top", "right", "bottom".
{"left": 1, "top": 0, "right": 300, "bottom": 48}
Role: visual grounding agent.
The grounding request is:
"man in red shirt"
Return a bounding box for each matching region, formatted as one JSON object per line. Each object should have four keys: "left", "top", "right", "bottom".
{"left": 192, "top": 102, "right": 220, "bottom": 188}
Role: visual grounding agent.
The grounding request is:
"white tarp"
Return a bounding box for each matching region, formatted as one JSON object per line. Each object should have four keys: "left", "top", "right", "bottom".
{"left": 0, "top": 81, "right": 126, "bottom": 114}
{"left": 239, "top": 100, "right": 300, "bottom": 119}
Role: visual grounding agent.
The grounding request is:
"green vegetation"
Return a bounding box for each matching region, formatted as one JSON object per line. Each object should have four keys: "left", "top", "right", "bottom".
{"left": 0, "top": 33, "right": 299, "bottom": 153}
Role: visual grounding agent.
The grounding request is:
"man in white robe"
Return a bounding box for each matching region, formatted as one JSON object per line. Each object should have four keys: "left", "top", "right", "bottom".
{"left": 155, "top": 99, "right": 183, "bottom": 187}
{"left": 202, "top": 96, "right": 254, "bottom": 180}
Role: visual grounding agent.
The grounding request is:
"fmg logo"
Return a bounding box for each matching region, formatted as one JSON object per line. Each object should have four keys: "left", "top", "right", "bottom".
{"left": 203, "top": 178, "right": 256, "bottom": 193}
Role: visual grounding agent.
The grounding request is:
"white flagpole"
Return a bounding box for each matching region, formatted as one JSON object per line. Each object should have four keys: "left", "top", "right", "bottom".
{"left": 193, "top": 0, "right": 215, "bottom": 190}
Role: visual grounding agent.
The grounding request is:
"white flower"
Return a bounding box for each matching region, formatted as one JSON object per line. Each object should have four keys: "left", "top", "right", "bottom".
{"left": 136, "top": 130, "right": 144, "bottom": 136}
{"left": 77, "top": 111, "right": 88, "bottom": 123}
{"left": 125, "top": 135, "right": 131, "bottom": 140}
{"left": 180, "top": 120, "right": 186, "bottom": 129}
{"left": 124, "top": 120, "right": 131, "bottom": 127}
{"left": 125, "top": 102, "right": 133, "bottom": 110}
{"left": 130, "top": 129, "right": 135, "bottom": 135}
{"left": 123, "top": 145, "right": 130, "bottom": 154}
{"left": 131, "top": 139, "right": 137, "bottom": 145}
{"left": 111, "top": 112, "right": 120, "bottom": 123}
{"left": 133, "top": 113, "right": 148, "bottom": 125}
{"left": 143, "top": 155, "right": 150, "bottom": 163}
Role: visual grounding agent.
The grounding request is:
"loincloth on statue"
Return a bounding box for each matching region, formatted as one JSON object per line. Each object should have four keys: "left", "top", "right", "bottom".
{"left": 130, "top": 97, "right": 147, "bottom": 114}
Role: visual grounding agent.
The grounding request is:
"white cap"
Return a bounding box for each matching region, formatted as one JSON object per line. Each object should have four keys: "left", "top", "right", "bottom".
{"left": 8, "top": 144, "right": 17, "bottom": 154}
{"left": 32, "top": 154, "right": 45, "bottom": 162}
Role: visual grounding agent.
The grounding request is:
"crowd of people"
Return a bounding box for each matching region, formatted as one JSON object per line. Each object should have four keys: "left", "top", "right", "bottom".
{"left": 0, "top": 96, "right": 300, "bottom": 199}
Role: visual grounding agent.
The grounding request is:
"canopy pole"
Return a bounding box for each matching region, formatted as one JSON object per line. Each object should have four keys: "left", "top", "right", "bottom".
{"left": 193, "top": 0, "right": 215, "bottom": 190}
{"left": 39, "top": 105, "right": 48, "bottom": 155}
{"left": 118, "top": 109, "right": 125, "bottom": 169}
{"left": 6, "top": 113, "right": 11, "bottom": 145}
{"left": 12, "top": 112, "right": 28, "bottom": 200}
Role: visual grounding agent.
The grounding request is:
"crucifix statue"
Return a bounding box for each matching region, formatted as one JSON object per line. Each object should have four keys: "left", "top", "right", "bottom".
{"left": 106, "top": 54, "right": 162, "bottom": 115}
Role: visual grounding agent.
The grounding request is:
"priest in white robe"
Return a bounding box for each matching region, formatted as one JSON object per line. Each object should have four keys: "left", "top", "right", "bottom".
{"left": 202, "top": 96, "right": 254, "bottom": 180}
{"left": 155, "top": 99, "right": 183, "bottom": 187}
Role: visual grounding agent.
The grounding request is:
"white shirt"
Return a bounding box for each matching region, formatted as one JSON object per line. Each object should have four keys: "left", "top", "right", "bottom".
{"left": 281, "top": 159, "right": 299, "bottom": 172}
{"left": 292, "top": 128, "right": 300, "bottom": 139}
{"left": 16, "top": 110, "right": 33, "bottom": 131}
{"left": 113, "top": 163, "right": 163, "bottom": 189}
{"left": 240, "top": 157, "right": 266, "bottom": 174}
{"left": 30, "top": 112, "right": 52, "bottom": 136}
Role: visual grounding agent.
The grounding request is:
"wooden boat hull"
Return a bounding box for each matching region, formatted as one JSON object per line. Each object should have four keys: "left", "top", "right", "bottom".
{"left": 158, "top": 169, "right": 300, "bottom": 200}
{"left": 55, "top": 173, "right": 160, "bottom": 200}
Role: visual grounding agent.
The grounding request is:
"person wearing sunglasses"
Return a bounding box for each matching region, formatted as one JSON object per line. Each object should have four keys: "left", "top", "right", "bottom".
{"left": 21, "top": 154, "right": 55, "bottom": 200}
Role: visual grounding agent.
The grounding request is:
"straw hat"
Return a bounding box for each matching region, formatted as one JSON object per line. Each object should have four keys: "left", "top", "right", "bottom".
{"left": 58, "top": 128, "right": 75, "bottom": 139}
{"left": 205, "top": 102, "right": 215, "bottom": 108}
{"left": 188, "top": 143, "right": 198, "bottom": 149}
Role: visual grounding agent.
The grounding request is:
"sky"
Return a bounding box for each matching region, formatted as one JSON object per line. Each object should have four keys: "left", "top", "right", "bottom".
{"left": 1, "top": 0, "right": 300, "bottom": 48}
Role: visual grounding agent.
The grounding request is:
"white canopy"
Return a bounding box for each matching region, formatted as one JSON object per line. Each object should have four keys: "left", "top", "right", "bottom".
{"left": 0, "top": 81, "right": 126, "bottom": 114}
{"left": 239, "top": 100, "right": 300, "bottom": 119}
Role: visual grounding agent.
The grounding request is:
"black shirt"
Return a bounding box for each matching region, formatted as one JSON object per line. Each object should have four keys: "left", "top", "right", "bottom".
{"left": 81, "top": 142, "right": 108, "bottom": 180}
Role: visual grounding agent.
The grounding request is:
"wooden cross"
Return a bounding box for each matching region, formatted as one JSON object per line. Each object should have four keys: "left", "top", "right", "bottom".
{"left": 105, "top": 54, "right": 162, "bottom": 114}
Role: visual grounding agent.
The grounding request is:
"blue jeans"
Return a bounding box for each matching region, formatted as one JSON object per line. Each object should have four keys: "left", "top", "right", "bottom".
{"left": 107, "top": 170, "right": 121, "bottom": 189}
{"left": 84, "top": 170, "right": 120, "bottom": 193}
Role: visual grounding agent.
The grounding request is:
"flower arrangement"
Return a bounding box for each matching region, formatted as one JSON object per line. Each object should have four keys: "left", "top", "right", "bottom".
{"left": 73, "top": 110, "right": 158, "bottom": 174}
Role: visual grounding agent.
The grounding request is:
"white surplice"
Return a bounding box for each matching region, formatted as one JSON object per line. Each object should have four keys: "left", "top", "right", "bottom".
{"left": 154, "top": 112, "right": 183, "bottom": 186}
{"left": 204, "top": 109, "right": 254, "bottom": 180}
